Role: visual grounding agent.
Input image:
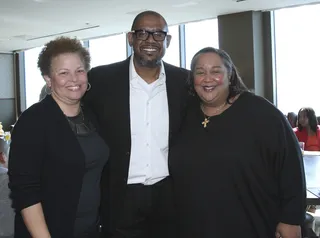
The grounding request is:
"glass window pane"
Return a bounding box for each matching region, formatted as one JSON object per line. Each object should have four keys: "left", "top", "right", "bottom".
{"left": 163, "top": 25, "right": 180, "bottom": 67}
{"left": 274, "top": 4, "right": 320, "bottom": 115}
{"left": 89, "top": 34, "right": 127, "bottom": 68}
{"left": 24, "top": 46, "right": 45, "bottom": 108}
{"left": 185, "top": 19, "right": 219, "bottom": 69}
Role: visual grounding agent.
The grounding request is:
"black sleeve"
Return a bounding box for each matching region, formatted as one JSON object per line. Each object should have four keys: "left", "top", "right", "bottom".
{"left": 8, "top": 110, "right": 45, "bottom": 211}
{"left": 266, "top": 112, "right": 306, "bottom": 225}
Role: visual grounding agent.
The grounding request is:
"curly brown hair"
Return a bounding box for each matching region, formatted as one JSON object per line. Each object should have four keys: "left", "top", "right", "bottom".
{"left": 37, "top": 36, "right": 90, "bottom": 76}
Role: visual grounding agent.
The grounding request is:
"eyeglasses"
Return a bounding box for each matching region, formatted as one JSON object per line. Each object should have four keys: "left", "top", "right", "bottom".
{"left": 131, "top": 29, "right": 168, "bottom": 41}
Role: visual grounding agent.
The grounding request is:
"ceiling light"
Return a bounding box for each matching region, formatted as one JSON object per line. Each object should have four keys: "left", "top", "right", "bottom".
{"left": 172, "top": 1, "right": 199, "bottom": 8}
{"left": 33, "top": 0, "right": 49, "bottom": 3}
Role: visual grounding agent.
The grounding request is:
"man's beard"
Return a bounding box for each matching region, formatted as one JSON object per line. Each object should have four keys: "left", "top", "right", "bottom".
{"left": 136, "top": 55, "right": 162, "bottom": 68}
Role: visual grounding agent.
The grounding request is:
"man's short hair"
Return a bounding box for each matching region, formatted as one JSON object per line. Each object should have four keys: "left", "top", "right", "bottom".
{"left": 131, "top": 10, "right": 168, "bottom": 31}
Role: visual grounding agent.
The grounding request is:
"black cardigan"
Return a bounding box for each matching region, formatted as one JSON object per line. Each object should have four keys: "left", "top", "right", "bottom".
{"left": 8, "top": 95, "right": 98, "bottom": 238}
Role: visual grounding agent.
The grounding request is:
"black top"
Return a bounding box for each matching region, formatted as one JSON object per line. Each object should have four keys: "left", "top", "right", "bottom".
{"left": 71, "top": 112, "right": 109, "bottom": 236}
{"left": 8, "top": 95, "right": 109, "bottom": 238}
{"left": 170, "top": 92, "right": 306, "bottom": 238}
{"left": 83, "top": 57, "right": 190, "bottom": 234}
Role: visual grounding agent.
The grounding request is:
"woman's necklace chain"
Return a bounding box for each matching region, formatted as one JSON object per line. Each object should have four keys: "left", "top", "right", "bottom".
{"left": 65, "top": 106, "right": 92, "bottom": 135}
{"left": 65, "top": 106, "right": 84, "bottom": 121}
{"left": 201, "top": 102, "right": 226, "bottom": 128}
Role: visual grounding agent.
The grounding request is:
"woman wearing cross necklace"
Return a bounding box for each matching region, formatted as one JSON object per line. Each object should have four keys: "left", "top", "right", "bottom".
{"left": 169, "top": 47, "right": 305, "bottom": 238}
{"left": 8, "top": 37, "right": 109, "bottom": 238}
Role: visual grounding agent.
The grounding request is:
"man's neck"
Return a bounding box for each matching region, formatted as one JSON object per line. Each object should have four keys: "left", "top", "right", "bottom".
{"left": 133, "top": 59, "right": 161, "bottom": 84}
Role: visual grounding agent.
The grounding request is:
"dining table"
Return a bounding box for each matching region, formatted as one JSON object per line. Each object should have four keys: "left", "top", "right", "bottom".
{"left": 304, "top": 151, "right": 320, "bottom": 205}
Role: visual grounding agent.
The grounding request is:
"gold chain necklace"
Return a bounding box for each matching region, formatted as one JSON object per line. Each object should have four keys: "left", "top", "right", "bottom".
{"left": 201, "top": 102, "right": 226, "bottom": 128}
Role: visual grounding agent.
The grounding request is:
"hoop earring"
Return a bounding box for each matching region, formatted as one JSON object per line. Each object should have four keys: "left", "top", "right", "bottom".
{"left": 45, "top": 86, "right": 52, "bottom": 95}
{"left": 86, "top": 82, "right": 91, "bottom": 91}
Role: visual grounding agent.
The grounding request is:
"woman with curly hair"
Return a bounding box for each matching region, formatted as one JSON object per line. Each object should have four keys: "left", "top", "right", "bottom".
{"left": 8, "top": 37, "right": 109, "bottom": 238}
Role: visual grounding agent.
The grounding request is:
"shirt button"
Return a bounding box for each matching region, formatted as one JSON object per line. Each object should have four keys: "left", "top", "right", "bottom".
{"left": 146, "top": 122, "right": 149, "bottom": 126}
{"left": 126, "top": 151, "right": 130, "bottom": 156}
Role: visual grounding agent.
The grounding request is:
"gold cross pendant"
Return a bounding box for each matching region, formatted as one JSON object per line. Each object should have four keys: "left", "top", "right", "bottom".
{"left": 202, "top": 118, "right": 210, "bottom": 128}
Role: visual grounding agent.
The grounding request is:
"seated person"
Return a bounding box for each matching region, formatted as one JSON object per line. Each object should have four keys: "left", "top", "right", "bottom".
{"left": 0, "top": 143, "right": 14, "bottom": 238}
{"left": 294, "top": 107, "right": 320, "bottom": 151}
{"left": 287, "top": 112, "right": 297, "bottom": 128}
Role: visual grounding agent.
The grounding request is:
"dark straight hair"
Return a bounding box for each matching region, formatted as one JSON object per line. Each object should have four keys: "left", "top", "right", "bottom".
{"left": 298, "top": 107, "right": 318, "bottom": 132}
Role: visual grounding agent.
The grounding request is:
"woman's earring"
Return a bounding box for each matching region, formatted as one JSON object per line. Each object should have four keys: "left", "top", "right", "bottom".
{"left": 86, "top": 82, "right": 91, "bottom": 91}
{"left": 45, "top": 86, "right": 52, "bottom": 95}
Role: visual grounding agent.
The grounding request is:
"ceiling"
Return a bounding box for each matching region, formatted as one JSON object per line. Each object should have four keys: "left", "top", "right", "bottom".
{"left": 0, "top": 0, "right": 319, "bottom": 52}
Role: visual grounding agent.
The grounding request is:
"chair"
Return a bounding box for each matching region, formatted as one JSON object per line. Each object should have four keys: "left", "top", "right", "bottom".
{"left": 303, "top": 213, "right": 317, "bottom": 238}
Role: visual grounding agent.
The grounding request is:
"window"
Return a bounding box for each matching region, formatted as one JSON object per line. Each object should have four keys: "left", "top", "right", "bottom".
{"left": 89, "top": 33, "right": 127, "bottom": 68}
{"left": 274, "top": 4, "right": 320, "bottom": 115}
{"left": 185, "top": 18, "right": 219, "bottom": 69}
{"left": 24, "top": 46, "right": 45, "bottom": 108}
{"left": 163, "top": 25, "right": 180, "bottom": 67}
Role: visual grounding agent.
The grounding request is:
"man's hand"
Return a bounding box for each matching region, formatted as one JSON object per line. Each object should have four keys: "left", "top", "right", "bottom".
{"left": 275, "top": 222, "right": 301, "bottom": 238}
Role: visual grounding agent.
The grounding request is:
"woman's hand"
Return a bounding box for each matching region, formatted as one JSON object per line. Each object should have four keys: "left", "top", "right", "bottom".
{"left": 275, "top": 222, "right": 301, "bottom": 238}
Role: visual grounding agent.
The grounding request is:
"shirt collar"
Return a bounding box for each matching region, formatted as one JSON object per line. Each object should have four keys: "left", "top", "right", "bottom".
{"left": 129, "top": 54, "right": 166, "bottom": 82}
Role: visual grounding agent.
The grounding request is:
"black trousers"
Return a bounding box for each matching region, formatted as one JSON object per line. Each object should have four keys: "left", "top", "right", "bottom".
{"left": 113, "top": 177, "right": 177, "bottom": 238}
{"left": 74, "top": 217, "right": 101, "bottom": 238}
{"left": 75, "top": 230, "right": 100, "bottom": 238}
